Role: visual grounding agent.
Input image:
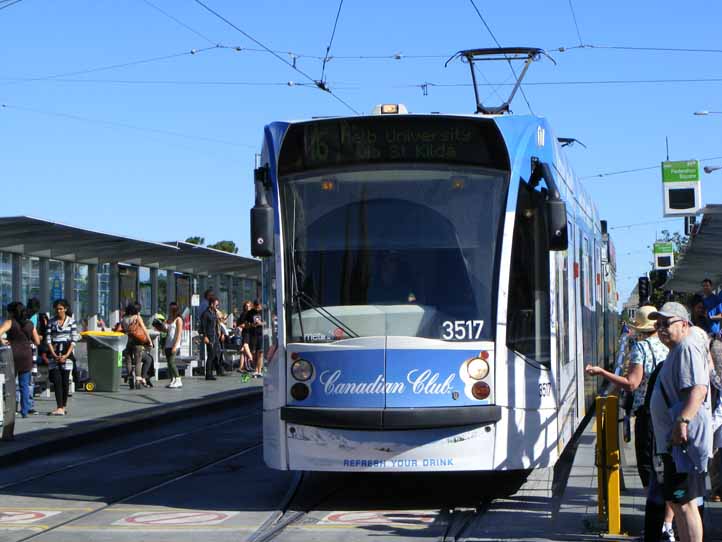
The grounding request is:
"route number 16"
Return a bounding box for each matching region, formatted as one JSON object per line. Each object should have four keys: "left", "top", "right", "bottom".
{"left": 441, "top": 320, "right": 484, "bottom": 341}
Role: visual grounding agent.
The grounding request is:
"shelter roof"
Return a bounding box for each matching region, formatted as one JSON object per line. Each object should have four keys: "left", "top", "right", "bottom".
{"left": 0, "top": 216, "right": 259, "bottom": 279}
{"left": 664, "top": 205, "right": 722, "bottom": 292}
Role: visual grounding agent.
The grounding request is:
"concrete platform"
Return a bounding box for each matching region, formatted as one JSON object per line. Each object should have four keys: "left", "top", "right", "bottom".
{"left": 0, "top": 373, "right": 262, "bottom": 465}
{"left": 467, "top": 416, "right": 722, "bottom": 541}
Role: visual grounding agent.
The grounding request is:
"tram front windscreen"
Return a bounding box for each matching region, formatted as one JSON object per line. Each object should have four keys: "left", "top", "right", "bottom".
{"left": 280, "top": 165, "right": 509, "bottom": 342}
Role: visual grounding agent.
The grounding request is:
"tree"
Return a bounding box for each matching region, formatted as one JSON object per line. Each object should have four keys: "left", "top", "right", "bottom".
{"left": 208, "top": 240, "right": 239, "bottom": 254}
{"left": 185, "top": 236, "right": 205, "bottom": 245}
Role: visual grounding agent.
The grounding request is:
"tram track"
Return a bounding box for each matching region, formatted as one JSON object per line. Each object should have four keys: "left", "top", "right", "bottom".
{"left": 10, "top": 441, "right": 263, "bottom": 542}
{"left": 243, "top": 469, "right": 524, "bottom": 542}
{"left": 0, "top": 409, "right": 261, "bottom": 492}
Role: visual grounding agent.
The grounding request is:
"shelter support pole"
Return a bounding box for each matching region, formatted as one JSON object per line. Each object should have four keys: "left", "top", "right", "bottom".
{"left": 150, "top": 267, "right": 158, "bottom": 315}
{"left": 198, "top": 275, "right": 208, "bottom": 296}
{"left": 88, "top": 264, "right": 98, "bottom": 320}
{"left": 39, "top": 257, "right": 50, "bottom": 313}
{"left": 109, "top": 263, "right": 120, "bottom": 326}
{"left": 11, "top": 253, "right": 22, "bottom": 303}
{"left": 228, "top": 275, "right": 236, "bottom": 314}
{"left": 167, "top": 272, "right": 176, "bottom": 313}
{"left": 63, "top": 262, "right": 74, "bottom": 308}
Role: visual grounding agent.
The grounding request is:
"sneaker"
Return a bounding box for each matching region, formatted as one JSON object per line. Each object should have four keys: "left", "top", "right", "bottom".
{"left": 660, "top": 526, "right": 676, "bottom": 542}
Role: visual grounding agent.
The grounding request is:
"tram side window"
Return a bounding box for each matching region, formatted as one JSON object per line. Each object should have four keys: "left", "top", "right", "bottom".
{"left": 506, "top": 180, "right": 551, "bottom": 366}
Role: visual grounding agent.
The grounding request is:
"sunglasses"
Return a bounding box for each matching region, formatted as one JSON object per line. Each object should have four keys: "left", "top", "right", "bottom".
{"left": 654, "top": 318, "right": 684, "bottom": 329}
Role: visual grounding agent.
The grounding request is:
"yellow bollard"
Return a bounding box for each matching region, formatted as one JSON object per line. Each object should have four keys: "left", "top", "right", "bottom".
{"left": 604, "top": 395, "right": 621, "bottom": 535}
{"left": 594, "top": 395, "right": 622, "bottom": 535}
{"left": 595, "top": 396, "right": 606, "bottom": 523}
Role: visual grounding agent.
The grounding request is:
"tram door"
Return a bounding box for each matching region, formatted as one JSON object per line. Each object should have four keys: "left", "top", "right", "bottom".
{"left": 556, "top": 220, "right": 577, "bottom": 447}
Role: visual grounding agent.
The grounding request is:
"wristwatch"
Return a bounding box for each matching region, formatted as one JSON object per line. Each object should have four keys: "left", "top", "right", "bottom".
{"left": 676, "top": 416, "right": 691, "bottom": 425}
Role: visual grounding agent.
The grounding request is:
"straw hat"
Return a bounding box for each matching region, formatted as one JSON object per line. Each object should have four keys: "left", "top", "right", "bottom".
{"left": 629, "top": 305, "right": 657, "bottom": 332}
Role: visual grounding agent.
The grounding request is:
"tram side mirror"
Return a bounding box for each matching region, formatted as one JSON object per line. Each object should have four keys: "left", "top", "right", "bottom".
{"left": 251, "top": 204, "right": 274, "bottom": 257}
{"left": 546, "top": 198, "right": 568, "bottom": 251}
{"left": 251, "top": 165, "right": 274, "bottom": 258}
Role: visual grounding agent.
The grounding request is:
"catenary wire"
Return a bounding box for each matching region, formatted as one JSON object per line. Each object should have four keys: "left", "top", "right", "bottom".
{"left": 191, "top": 0, "right": 360, "bottom": 114}
{"left": 320, "top": 0, "right": 345, "bottom": 83}
{"left": 1, "top": 46, "right": 221, "bottom": 83}
{"left": 567, "top": 0, "right": 584, "bottom": 46}
{"left": 0, "top": 103, "right": 254, "bottom": 148}
{"left": 0, "top": 0, "right": 25, "bottom": 10}
{"left": 467, "top": 0, "right": 534, "bottom": 115}
{"left": 581, "top": 155, "right": 722, "bottom": 180}
{"left": 0, "top": 78, "right": 338, "bottom": 87}
{"left": 140, "top": 0, "right": 217, "bottom": 45}
{"left": 400, "top": 76, "right": 722, "bottom": 89}
{"left": 610, "top": 220, "right": 677, "bottom": 230}
{"left": 554, "top": 44, "right": 722, "bottom": 54}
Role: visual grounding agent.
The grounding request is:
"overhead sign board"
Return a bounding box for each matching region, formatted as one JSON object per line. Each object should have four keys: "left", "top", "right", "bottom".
{"left": 661, "top": 160, "right": 702, "bottom": 217}
{"left": 662, "top": 160, "right": 700, "bottom": 183}
{"left": 653, "top": 242, "right": 674, "bottom": 270}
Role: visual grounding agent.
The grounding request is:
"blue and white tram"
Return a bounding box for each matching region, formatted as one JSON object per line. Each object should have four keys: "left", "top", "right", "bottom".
{"left": 251, "top": 105, "right": 618, "bottom": 472}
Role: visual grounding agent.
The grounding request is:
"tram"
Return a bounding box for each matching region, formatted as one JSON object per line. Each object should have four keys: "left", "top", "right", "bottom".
{"left": 251, "top": 49, "right": 618, "bottom": 472}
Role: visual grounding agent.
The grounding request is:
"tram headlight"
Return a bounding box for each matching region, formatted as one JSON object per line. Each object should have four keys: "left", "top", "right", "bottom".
{"left": 291, "top": 359, "right": 313, "bottom": 381}
{"left": 471, "top": 381, "right": 491, "bottom": 400}
{"left": 291, "top": 383, "right": 310, "bottom": 401}
{"left": 466, "top": 357, "right": 489, "bottom": 380}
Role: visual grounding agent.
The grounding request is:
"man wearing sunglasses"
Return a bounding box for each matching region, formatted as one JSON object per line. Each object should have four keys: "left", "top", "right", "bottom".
{"left": 649, "top": 302, "right": 713, "bottom": 542}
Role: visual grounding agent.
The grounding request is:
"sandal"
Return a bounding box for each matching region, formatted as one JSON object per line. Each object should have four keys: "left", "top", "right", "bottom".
{"left": 48, "top": 410, "right": 65, "bottom": 416}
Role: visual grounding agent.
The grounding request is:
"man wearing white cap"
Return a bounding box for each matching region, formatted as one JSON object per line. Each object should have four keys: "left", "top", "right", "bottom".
{"left": 649, "top": 302, "right": 713, "bottom": 542}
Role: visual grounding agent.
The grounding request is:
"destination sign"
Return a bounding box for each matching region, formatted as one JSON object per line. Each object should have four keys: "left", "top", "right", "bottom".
{"left": 278, "top": 116, "right": 510, "bottom": 175}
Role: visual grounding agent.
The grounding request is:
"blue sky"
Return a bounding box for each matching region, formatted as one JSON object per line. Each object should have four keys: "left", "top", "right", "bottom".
{"left": 2, "top": 0, "right": 722, "bottom": 305}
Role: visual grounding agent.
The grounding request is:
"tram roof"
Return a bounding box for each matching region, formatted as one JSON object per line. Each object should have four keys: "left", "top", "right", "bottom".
{"left": 0, "top": 216, "right": 259, "bottom": 279}
{"left": 664, "top": 204, "right": 722, "bottom": 292}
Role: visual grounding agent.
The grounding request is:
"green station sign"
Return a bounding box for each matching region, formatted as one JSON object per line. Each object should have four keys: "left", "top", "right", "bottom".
{"left": 661, "top": 160, "right": 700, "bottom": 183}
{"left": 653, "top": 242, "right": 674, "bottom": 254}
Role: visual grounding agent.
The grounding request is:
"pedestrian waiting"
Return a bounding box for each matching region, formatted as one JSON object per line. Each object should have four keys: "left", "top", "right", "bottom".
{"left": 163, "top": 302, "right": 183, "bottom": 389}
{"left": 586, "top": 306, "right": 675, "bottom": 541}
{"left": 46, "top": 299, "right": 78, "bottom": 416}
{"left": 649, "top": 302, "right": 713, "bottom": 542}
{"left": 0, "top": 302, "right": 41, "bottom": 418}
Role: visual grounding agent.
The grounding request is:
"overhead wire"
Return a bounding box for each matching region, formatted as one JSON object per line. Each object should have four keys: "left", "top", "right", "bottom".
{"left": 140, "top": 0, "right": 217, "bottom": 45}
{"left": 0, "top": 103, "right": 255, "bottom": 148}
{"left": 554, "top": 44, "right": 722, "bottom": 54}
{"left": 467, "top": 0, "right": 534, "bottom": 115}
{"left": 0, "top": 78, "right": 340, "bottom": 88}
{"left": 320, "top": 0, "right": 345, "bottom": 84}
{"left": 581, "top": 156, "right": 722, "bottom": 181}
{"left": 0, "top": 0, "right": 25, "bottom": 11}
{"left": 611, "top": 220, "right": 677, "bottom": 230}
{"left": 567, "top": 0, "right": 584, "bottom": 47}
{"left": 1, "top": 46, "right": 222, "bottom": 84}
{"left": 191, "top": 0, "right": 360, "bottom": 114}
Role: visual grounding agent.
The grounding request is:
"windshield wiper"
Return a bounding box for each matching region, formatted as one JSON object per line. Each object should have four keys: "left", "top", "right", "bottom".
{"left": 294, "top": 290, "right": 359, "bottom": 339}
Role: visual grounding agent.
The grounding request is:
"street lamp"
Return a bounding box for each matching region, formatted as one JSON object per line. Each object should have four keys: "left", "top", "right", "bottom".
{"left": 704, "top": 165, "right": 722, "bottom": 174}
{"left": 694, "top": 110, "right": 722, "bottom": 116}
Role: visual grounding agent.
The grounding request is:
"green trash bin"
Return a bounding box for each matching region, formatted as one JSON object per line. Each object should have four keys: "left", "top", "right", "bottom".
{"left": 81, "top": 331, "right": 128, "bottom": 392}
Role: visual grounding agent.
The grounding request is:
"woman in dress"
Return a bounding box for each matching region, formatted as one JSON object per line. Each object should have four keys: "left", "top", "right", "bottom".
{"left": 0, "top": 302, "right": 40, "bottom": 417}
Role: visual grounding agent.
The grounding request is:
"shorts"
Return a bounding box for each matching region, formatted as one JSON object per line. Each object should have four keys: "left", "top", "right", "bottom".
{"left": 661, "top": 454, "right": 707, "bottom": 504}
{"left": 248, "top": 330, "right": 263, "bottom": 354}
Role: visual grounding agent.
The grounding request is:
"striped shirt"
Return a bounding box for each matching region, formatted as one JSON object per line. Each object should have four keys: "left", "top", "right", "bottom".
{"left": 47, "top": 316, "right": 78, "bottom": 347}
{"left": 46, "top": 316, "right": 78, "bottom": 371}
